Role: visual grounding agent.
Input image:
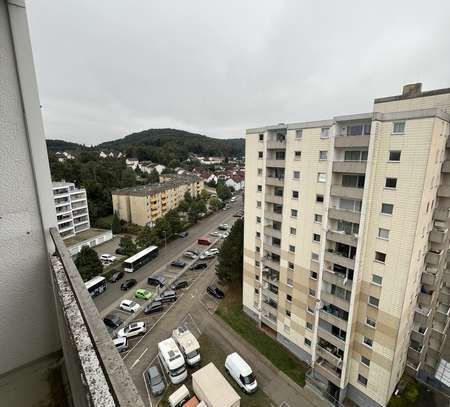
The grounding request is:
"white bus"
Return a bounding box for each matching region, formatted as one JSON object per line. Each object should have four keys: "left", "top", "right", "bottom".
{"left": 84, "top": 276, "right": 107, "bottom": 297}
{"left": 158, "top": 338, "right": 187, "bottom": 384}
{"left": 123, "top": 245, "right": 158, "bottom": 272}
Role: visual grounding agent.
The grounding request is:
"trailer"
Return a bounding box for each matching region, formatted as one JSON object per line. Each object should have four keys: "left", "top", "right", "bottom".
{"left": 192, "top": 362, "right": 240, "bottom": 407}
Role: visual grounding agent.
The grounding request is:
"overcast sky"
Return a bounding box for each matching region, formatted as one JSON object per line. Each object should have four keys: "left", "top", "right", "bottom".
{"left": 28, "top": 0, "right": 450, "bottom": 145}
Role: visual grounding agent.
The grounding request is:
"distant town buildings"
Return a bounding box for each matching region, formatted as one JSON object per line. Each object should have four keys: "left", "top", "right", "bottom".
{"left": 112, "top": 175, "right": 204, "bottom": 226}
{"left": 52, "top": 182, "right": 90, "bottom": 239}
{"left": 55, "top": 151, "right": 75, "bottom": 162}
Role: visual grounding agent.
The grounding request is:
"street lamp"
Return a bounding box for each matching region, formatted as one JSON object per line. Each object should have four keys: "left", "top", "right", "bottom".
{"left": 162, "top": 230, "right": 167, "bottom": 250}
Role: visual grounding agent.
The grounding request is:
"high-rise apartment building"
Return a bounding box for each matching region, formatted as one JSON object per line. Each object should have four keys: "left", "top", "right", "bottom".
{"left": 53, "top": 181, "right": 90, "bottom": 239}
{"left": 243, "top": 84, "right": 450, "bottom": 407}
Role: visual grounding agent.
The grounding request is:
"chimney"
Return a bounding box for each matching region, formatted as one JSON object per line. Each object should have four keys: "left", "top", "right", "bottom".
{"left": 402, "top": 83, "right": 422, "bottom": 97}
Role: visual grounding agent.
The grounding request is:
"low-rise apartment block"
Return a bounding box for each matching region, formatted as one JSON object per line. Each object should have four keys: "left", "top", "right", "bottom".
{"left": 53, "top": 181, "right": 90, "bottom": 239}
{"left": 112, "top": 175, "right": 204, "bottom": 226}
{"left": 243, "top": 83, "right": 450, "bottom": 407}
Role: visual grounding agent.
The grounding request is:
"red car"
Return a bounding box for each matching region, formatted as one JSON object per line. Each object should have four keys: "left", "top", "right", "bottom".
{"left": 197, "top": 237, "right": 212, "bottom": 245}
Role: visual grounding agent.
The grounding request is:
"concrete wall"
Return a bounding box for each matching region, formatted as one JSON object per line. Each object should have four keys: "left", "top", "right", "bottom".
{"left": 0, "top": 0, "right": 59, "bottom": 375}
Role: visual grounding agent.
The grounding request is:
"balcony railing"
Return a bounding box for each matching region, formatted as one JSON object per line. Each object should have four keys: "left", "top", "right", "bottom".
{"left": 49, "top": 228, "right": 145, "bottom": 407}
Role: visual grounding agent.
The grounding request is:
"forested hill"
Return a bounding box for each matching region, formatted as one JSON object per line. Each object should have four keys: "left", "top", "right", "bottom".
{"left": 46, "top": 128, "right": 245, "bottom": 164}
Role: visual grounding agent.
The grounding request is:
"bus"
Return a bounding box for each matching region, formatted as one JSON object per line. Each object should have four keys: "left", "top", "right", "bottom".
{"left": 158, "top": 338, "right": 187, "bottom": 384}
{"left": 123, "top": 245, "right": 159, "bottom": 272}
{"left": 85, "top": 276, "right": 107, "bottom": 297}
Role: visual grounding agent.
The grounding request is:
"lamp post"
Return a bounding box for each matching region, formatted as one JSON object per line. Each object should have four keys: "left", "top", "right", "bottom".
{"left": 162, "top": 230, "right": 167, "bottom": 250}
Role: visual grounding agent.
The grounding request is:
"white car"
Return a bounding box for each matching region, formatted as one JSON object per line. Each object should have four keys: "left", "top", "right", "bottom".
{"left": 100, "top": 254, "right": 116, "bottom": 262}
{"left": 119, "top": 299, "right": 140, "bottom": 313}
{"left": 183, "top": 251, "right": 198, "bottom": 259}
{"left": 218, "top": 224, "right": 229, "bottom": 231}
{"left": 220, "top": 232, "right": 230, "bottom": 239}
{"left": 230, "top": 197, "right": 237, "bottom": 202}
{"left": 210, "top": 231, "right": 221, "bottom": 237}
{"left": 207, "top": 248, "right": 219, "bottom": 255}
{"left": 117, "top": 322, "right": 147, "bottom": 338}
{"left": 199, "top": 252, "right": 214, "bottom": 260}
{"left": 113, "top": 336, "right": 128, "bottom": 353}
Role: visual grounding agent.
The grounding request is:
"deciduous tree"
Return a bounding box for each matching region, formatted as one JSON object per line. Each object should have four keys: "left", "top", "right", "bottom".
{"left": 75, "top": 246, "right": 103, "bottom": 281}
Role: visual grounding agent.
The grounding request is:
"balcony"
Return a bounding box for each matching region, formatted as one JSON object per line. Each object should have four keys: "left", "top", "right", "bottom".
{"left": 410, "top": 321, "right": 429, "bottom": 345}
{"left": 326, "top": 230, "right": 358, "bottom": 246}
{"left": 418, "top": 286, "right": 436, "bottom": 307}
{"left": 264, "top": 241, "right": 281, "bottom": 256}
{"left": 314, "top": 359, "right": 342, "bottom": 387}
{"left": 324, "top": 250, "right": 355, "bottom": 270}
{"left": 407, "top": 343, "right": 424, "bottom": 365}
{"left": 322, "top": 269, "right": 352, "bottom": 290}
{"left": 49, "top": 228, "right": 145, "bottom": 406}
{"left": 321, "top": 291, "right": 350, "bottom": 312}
{"left": 330, "top": 185, "right": 364, "bottom": 200}
{"left": 433, "top": 208, "right": 450, "bottom": 221}
{"left": 442, "top": 161, "right": 450, "bottom": 172}
{"left": 262, "top": 267, "right": 280, "bottom": 285}
{"left": 262, "top": 286, "right": 279, "bottom": 303}
{"left": 334, "top": 135, "right": 370, "bottom": 148}
{"left": 328, "top": 207, "right": 361, "bottom": 224}
{"left": 267, "top": 136, "right": 286, "bottom": 149}
{"left": 430, "top": 226, "right": 449, "bottom": 244}
{"left": 265, "top": 210, "right": 283, "bottom": 222}
{"left": 319, "top": 309, "right": 348, "bottom": 331}
{"left": 264, "top": 225, "right": 281, "bottom": 239}
{"left": 317, "top": 326, "right": 346, "bottom": 351}
{"left": 261, "top": 312, "right": 278, "bottom": 330}
{"left": 436, "top": 303, "right": 450, "bottom": 324}
{"left": 438, "top": 185, "right": 450, "bottom": 198}
{"left": 316, "top": 345, "right": 343, "bottom": 368}
{"left": 265, "top": 193, "right": 284, "bottom": 205}
{"left": 266, "top": 159, "right": 285, "bottom": 168}
{"left": 439, "top": 286, "right": 450, "bottom": 305}
{"left": 332, "top": 161, "right": 367, "bottom": 174}
{"left": 265, "top": 175, "right": 285, "bottom": 187}
{"left": 426, "top": 250, "right": 444, "bottom": 266}
{"left": 421, "top": 270, "right": 439, "bottom": 287}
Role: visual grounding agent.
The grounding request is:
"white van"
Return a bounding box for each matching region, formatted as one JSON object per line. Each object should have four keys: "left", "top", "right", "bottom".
{"left": 225, "top": 352, "right": 257, "bottom": 393}
{"left": 168, "top": 384, "right": 190, "bottom": 407}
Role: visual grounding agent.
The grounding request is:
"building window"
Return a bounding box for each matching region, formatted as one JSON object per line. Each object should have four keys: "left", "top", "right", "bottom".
{"left": 316, "top": 194, "right": 324, "bottom": 203}
{"left": 255, "top": 274, "right": 259, "bottom": 281}
{"left": 381, "top": 203, "right": 394, "bottom": 215}
{"left": 293, "top": 171, "right": 300, "bottom": 180}
{"left": 257, "top": 168, "right": 263, "bottom": 176}
{"left": 290, "top": 227, "right": 296, "bottom": 235}
{"left": 375, "top": 251, "right": 386, "bottom": 263}
{"left": 254, "top": 288, "right": 259, "bottom": 294}
{"left": 313, "top": 233, "right": 321, "bottom": 242}
{"left": 289, "top": 245, "right": 296, "bottom": 253}
{"left": 345, "top": 150, "right": 368, "bottom": 161}
{"left": 304, "top": 338, "right": 312, "bottom": 347}
{"left": 294, "top": 151, "right": 302, "bottom": 160}
{"left": 317, "top": 173, "right": 327, "bottom": 183}
{"left": 314, "top": 214, "right": 322, "bottom": 223}
{"left": 372, "top": 274, "right": 383, "bottom": 286}
{"left": 296, "top": 129, "right": 303, "bottom": 139}
{"left": 393, "top": 121, "right": 406, "bottom": 134}
{"left": 310, "top": 271, "right": 318, "bottom": 280}
{"left": 256, "top": 232, "right": 261, "bottom": 239}
{"left": 366, "top": 318, "right": 376, "bottom": 328}
{"left": 307, "top": 305, "right": 314, "bottom": 314}
{"left": 309, "top": 288, "right": 316, "bottom": 297}
{"left": 292, "top": 190, "right": 299, "bottom": 199}
{"left": 311, "top": 252, "right": 319, "bottom": 262}
{"left": 256, "top": 246, "right": 260, "bottom": 253}
{"left": 287, "top": 278, "right": 294, "bottom": 288}
{"left": 306, "top": 322, "right": 313, "bottom": 331}
{"left": 286, "top": 294, "right": 292, "bottom": 302}
{"left": 368, "top": 296, "right": 380, "bottom": 308}
{"left": 378, "top": 228, "right": 389, "bottom": 240}
{"left": 288, "top": 261, "right": 294, "bottom": 270}
{"left": 358, "top": 374, "right": 368, "bottom": 386}
{"left": 363, "top": 337, "right": 373, "bottom": 348}
{"left": 389, "top": 150, "right": 401, "bottom": 161}
{"left": 385, "top": 177, "right": 397, "bottom": 188}
{"left": 321, "top": 128, "right": 330, "bottom": 138}
{"left": 256, "top": 216, "right": 261, "bottom": 223}
{"left": 255, "top": 260, "right": 260, "bottom": 267}
{"left": 291, "top": 209, "right": 298, "bottom": 218}
{"left": 256, "top": 201, "right": 262, "bottom": 208}
{"left": 259, "top": 133, "right": 264, "bottom": 141}
{"left": 361, "top": 356, "right": 370, "bottom": 367}
{"left": 319, "top": 151, "right": 328, "bottom": 160}
{"left": 257, "top": 185, "right": 262, "bottom": 192}
{"left": 286, "top": 309, "right": 291, "bottom": 317}
{"left": 258, "top": 151, "right": 263, "bottom": 159}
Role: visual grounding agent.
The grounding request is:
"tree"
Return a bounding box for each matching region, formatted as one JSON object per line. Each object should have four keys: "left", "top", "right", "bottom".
{"left": 135, "top": 227, "right": 159, "bottom": 250}
{"left": 111, "top": 212, "right": 121, "bottom": 234}
{"left": 200, "top": 189, "right": 210, "bottom": 201}
{"left": 75, "top": 246, "right": 103, "bottom": 281}
{"left": 147, "top": 169, "right": 160, "bottom": 184}
{"left": 165, "top": 209, "right": 183, "bottom": 235}
{"left": 208, "top": 196, "right": 223, "bottom": 212}
{"left": 119, "top": 235, "right": 138, "bottom": 256}
{"left": 216, "top": 218, "right": 243, "bottom": 283}
{"left": 216, "top": 181, "right": 232, "bottom": 201}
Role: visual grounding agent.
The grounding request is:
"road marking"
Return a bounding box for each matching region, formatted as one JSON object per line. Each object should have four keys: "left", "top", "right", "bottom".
{"left": 279, "top": 402, "right": 292, "bottom": 407}
{"left": 131, "top": 347, "right": 148, "bottom": 369}
{"left": 187, "top": 313, "right": 201, "bottom": 335}
{"left": 142, "top": 355, "right": 158, "bottom": 407}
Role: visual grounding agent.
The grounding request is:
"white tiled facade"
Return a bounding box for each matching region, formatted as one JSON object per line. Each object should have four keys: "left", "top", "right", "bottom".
{"left": 243, "top": 84, "right": 450, "bottom": 407}
{"left": 52, "top": 182, "right": 90, "bottom": 239}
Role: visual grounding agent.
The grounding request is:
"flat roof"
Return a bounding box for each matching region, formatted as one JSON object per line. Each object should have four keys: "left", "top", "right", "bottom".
{"left": 64, "top": 228, "right": 105, "bottom": 247}
{"left": 52, "top": 181, "right": 74, "bottom": 188}
{"left": 375, "top": 86, "right": 450, "bottom": 104}
{"left": 112, "top": 175, "right": 201, "bottom": 197}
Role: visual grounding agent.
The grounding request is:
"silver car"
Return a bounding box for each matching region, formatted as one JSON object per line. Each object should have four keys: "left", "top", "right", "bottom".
{"left": 113, "top": 336, "right": 128, "bottom": 353}
{"left": 146, "top": 365, "right": 166, "bottom": 396}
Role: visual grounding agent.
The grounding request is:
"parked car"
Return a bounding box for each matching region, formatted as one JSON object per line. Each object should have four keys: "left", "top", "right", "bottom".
{"left": 183, "top": 250, "right": 198, "bottom": 259}
{"left": 230, "top": 196, "right": 237, "bottom": 202}
{"left": 189, "top": 262, "right": 208, "bottom": 271}
{"left": 120, "top": 279, "right": 137, "bottom": 291}
{"left": 115, "top": 247, "right": 126, "bottom": 255}
{"left": 143, "top": 301, "right": 164, "bottom": 314}
{"left": 178, "top": 231, "right": 189, "bottom": 238}
{"left": 170, "top": 281, "right": 189, "bottom": 290}
{"left": 135, "top": 288, "right": 153, "bottom": 300}
{"left": 103, "top": 314, "right": 123, "bottom": 329}
{"left": 225, "top": 352, "right": 257, "bottom": 393}
{"left": 220, "top": 231, "right": 230, "bottom": 239}
{"left": 197, "top": 237, "right": 212, "bottom": 245}
{"left": 207, "top": 286, "right": 225, "bottom": 299}
{"left": 120, "top": 299, "right": 141, "bottom": 313}
{"left": 233, "top": 212, "right": 242, "bottom": 217}
{"left": 109, "top": 271, "right": 124, "bottom": 283}
{"left": 154, "top": 290, "right": 177, "bottom": 303}
{"left": 100, "top": 254, "right": 116, "bottom": 262}
{"left": 113, "top": 336, "right": 128, "bottom": 353}
{"left": 218, "top": 224, "right": 228, "bottom": 231}
{"left": 209, "top": 231, "right": 221, "bottom": 237}
{"left": 170, "top": 259, "right": 186, "bottom": 268}
{"left": 147, "top": 275, "right": 166, "bottom": 287}
{"left": 207, "top": 248, "right": 219, "bottom": 255}
{"left": 117, "top": 322, "right": 147, "bottom": 338}
{"left": 199, "top": 252, "right": 215, "bottom": 260}
{"left": 146, "top": 365, "right": 166, "bottom": 396}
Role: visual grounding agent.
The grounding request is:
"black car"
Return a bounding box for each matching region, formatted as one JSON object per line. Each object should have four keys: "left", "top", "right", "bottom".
{"left": 178, "top": 231, "right": 189, "bottom": 238}
{"left": 103, "top": 314, "right": 123, "bottom": 329}
{"left": 148, "top": 275, "right": 166, "bottom": 287}
{"left": 115, "top": 247, "right": 126, "bottom": 255}
{"left": 189, "top": 262, "right": 208, "bottom": 271}
{"left": 144, "top": 301, "right": 164, "bottom": 315}
{"left": 170, "top": 260, "right": 186, "bottom": 268}
{"left": 154, "top": 290, "right": 177, "bottom": 303}
{"left": 109, "top": 271, "right": 124, "bottom": 283}
{"left": 207, "top": 286, "right": 225, "bottom": 299}
{"left": 120, "top": 279, "right": 137, "bottom": 291}
{"left": 170, "top": 281, "right": 189, "bottom": 290}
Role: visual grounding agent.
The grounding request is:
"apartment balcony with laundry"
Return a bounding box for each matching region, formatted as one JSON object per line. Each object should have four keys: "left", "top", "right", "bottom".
{"left": 334, "top": 122, "right": 371, "bottom": 148}
{"left": 325, "top": 242, "right": 357, "bottom": 270}
{"left": 327, "top": 219, "right": 359, "bottom": 246}
{"left": 331, "top": 173, "right": 365, "bottom": 200}
{"left": 266, "top": 130, "right": 287, "bottom": 149}
{"left": 328, "top": 197, "right": 362, "bottom": 224}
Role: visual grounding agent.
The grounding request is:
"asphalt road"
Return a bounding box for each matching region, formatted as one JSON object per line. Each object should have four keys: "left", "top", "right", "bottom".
{"left": 94, "top": 198, "right": 243, "bottom": 313}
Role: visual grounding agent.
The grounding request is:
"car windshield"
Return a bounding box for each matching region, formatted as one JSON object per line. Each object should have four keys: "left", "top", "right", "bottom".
{"left": 243, "top": 372, "right": 256, "bottom": 384}
{"left": 170, "top": 365, "right": 186, "bottom": 377}
{"left": 129, "top": 301, "right": 137, "bottom": 307}
{"left": 186, "top": 349, "right": 199, "bottom": 359}
{"left": 150, "top": 372, "right": 163, "bottom": 385}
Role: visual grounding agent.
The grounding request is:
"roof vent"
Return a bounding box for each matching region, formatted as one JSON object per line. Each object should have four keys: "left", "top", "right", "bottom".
{"left": 402, "top": 83, "right": 422, "bottom": 97}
